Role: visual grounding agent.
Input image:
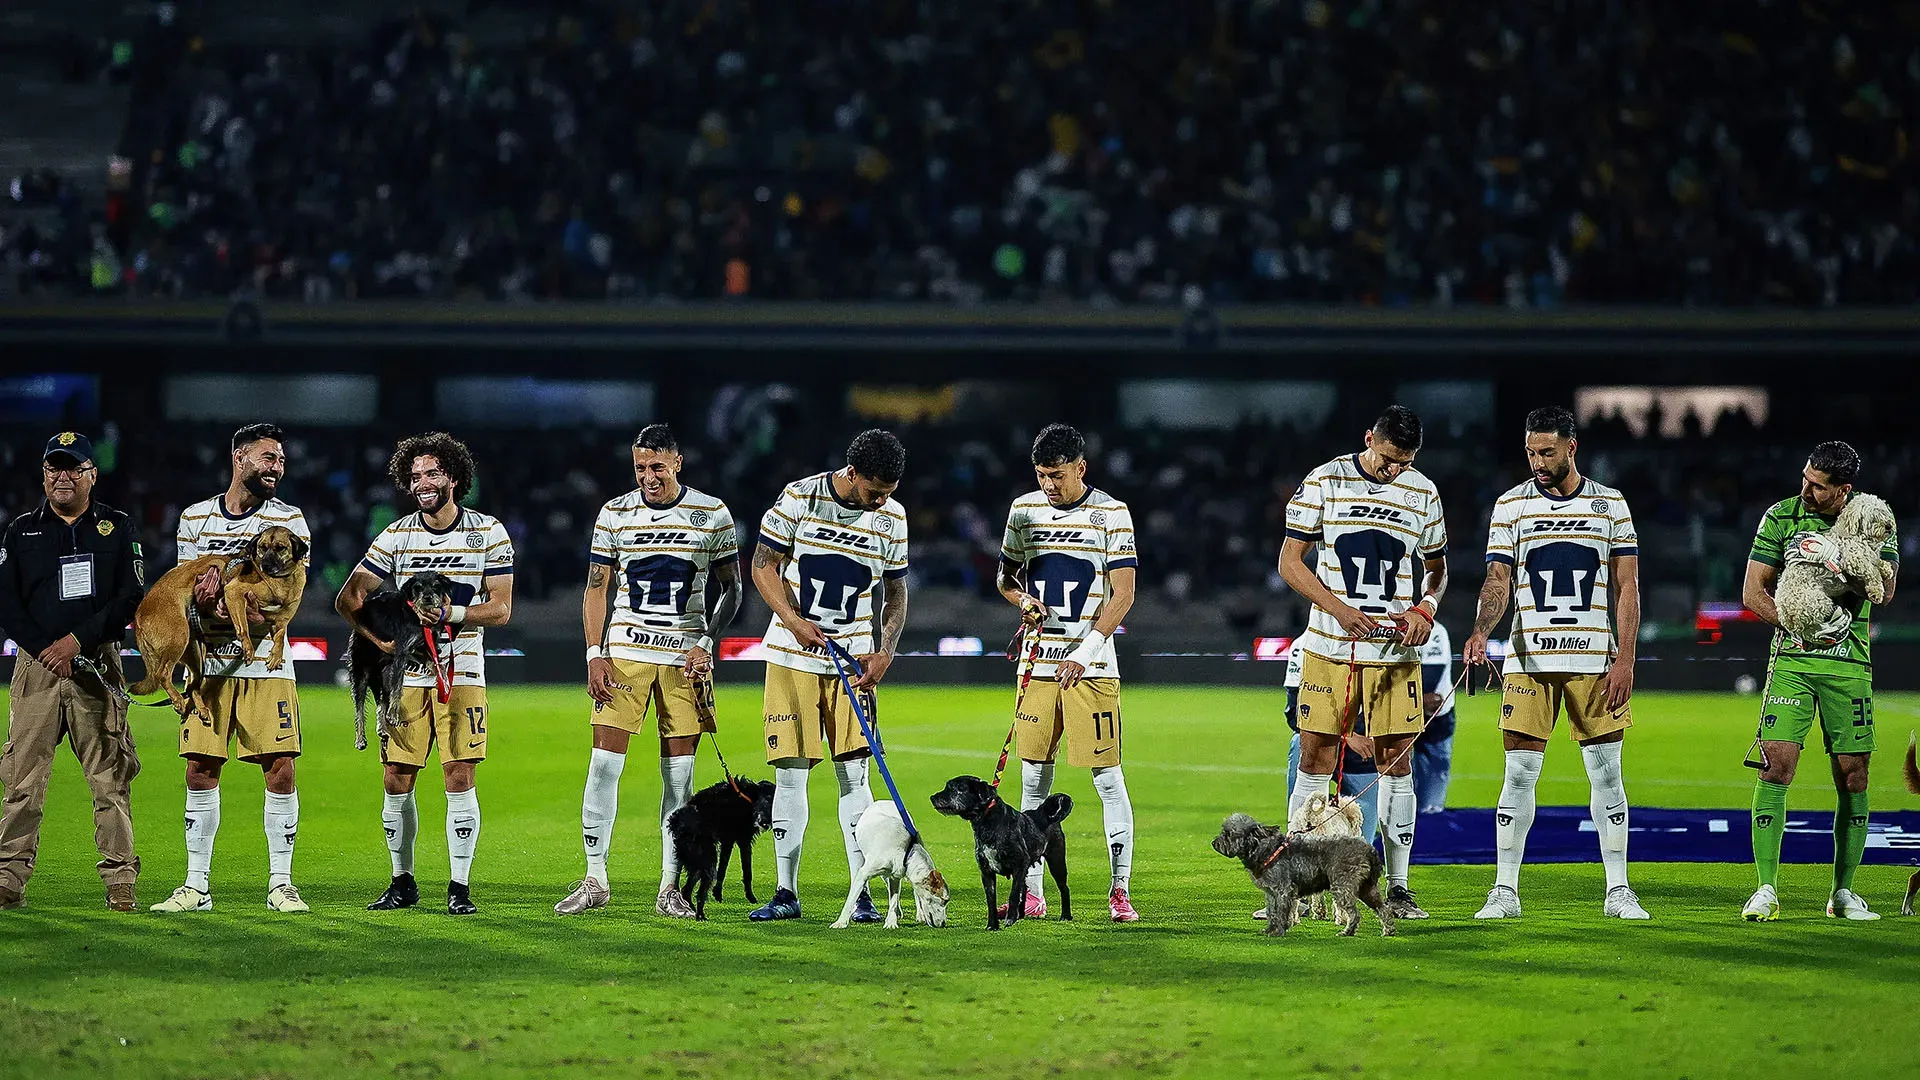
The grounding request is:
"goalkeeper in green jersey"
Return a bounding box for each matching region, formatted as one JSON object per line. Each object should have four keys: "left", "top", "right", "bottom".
{"left": 1739, "top": 441, "right": 1900, "bottom": 922}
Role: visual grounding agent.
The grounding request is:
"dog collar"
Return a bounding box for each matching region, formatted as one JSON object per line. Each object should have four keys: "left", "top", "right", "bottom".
{"left": 1258, "top": 838, "right": 1291, "bottom": 872}
{"left": 727, "top": 778, "right": 754, "bottom": 804}
{"left": 983, "top": 796, "right": 999, "bottom": 814}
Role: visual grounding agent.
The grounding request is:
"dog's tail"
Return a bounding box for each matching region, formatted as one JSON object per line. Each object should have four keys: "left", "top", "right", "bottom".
{"left": 667, "top": 803, "right": 703, "bottom": 863}
{"left": 1904, "top": 732, "right": 1920, "bottom": 796}
{"left": 1037, "top": 793, "right": 1073, "bottom": 825}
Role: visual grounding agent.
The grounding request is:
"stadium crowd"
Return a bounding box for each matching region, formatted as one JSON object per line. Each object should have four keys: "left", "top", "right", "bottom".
{"left": 12, "top": 0, "right": 1917, "bottom": 305}
{"left": 1, "top": 408, "right": 1913, "bottom": 616}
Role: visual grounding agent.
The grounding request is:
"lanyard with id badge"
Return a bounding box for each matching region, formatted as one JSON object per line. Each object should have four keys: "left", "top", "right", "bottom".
{"left": 59, "top": 552, "right": 96, "bottom": 601}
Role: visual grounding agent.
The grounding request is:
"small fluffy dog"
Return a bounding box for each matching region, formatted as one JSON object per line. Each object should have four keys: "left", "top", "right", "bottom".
{"left": 929, "top": 775, "right": 1072, "bottom": 930}
{"left": 347, "top": 571, "right": 456, "bottom": 750}
{"left": 831, "top": 801, "right": 950, "bottom": 929}
{"left": 1287, "top": 794, "right": 1368, "bottom": 921}
{"left": 668, "top": 777, "right": 776, "bottom": 919}
{"left": 129, "top": 525, "right": 309, "bottom": 719}
{"left": 1776, "top": 494, "right": 1896, "bottom": 646}
{"left": 1214, "top": 813, "right": 1395, "bottom": 938}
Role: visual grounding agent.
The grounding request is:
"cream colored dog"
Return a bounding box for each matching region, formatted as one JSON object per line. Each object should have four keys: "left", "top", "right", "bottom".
{"left": 831, "top": 801, "right": 950, "bottom": 929}
{"left": 1776, "top": 493, "right": 1896, "bottom": 646}
{"left": 1253, "top": 793, "right": 1369, "bottom": 921}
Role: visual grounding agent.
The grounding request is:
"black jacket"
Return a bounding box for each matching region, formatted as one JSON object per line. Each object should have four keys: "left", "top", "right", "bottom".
{"left": 0, "top": 499, "right": 146, "bottom": 657}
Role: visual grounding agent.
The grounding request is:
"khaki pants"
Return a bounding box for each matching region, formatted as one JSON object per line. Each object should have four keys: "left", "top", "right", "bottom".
{"left": 0, "top": 650, "right": 142, "bottom": 893}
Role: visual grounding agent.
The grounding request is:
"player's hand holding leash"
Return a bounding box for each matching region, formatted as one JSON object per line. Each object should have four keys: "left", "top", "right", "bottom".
{"left": 1397, "top": 599, "right": 1437, "bottom": 647}
{"left": 681, "top": 643, "right": 715, "bottom": 680}
{"left": 1329, "top": 600, "right": 1383, "bottom": 641}
{"left": 783, "top": 614, "right": 831, "bottom": 652}
{"left": 1461, "top": 630, "right": 1493, "bottom": 668}
{"left": 851, "top": 651, "right": 892, "bottom": 690}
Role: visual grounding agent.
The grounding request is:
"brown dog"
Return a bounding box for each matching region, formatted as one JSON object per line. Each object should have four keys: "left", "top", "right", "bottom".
{"left": 129, "top": 525, "right": 309, "bottom": 718}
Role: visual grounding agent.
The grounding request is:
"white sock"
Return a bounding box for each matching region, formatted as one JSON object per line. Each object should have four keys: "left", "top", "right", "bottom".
{"left": 1379, "top": 773, "right": 1417, "bottom": 889}
{"left": 582, "top": 748, "right": 625, "bottom": 885}
{"left": 264, "top": 790, "right": 298, "bottom": 890}
{"left": 1092, "top": 765, "right": 1134, "bottom": 891}
{"left": 1021, "top": 760, "right": 1055, "bottom": 896}
{"left": 658, "top": 754, "right": 694, "bottom": 891}
{"left": 833, "top": 758, "right": 874, "bottom": 886}
{"left": 446, "top": 788, "right": 480, "bottom": 886}
{"left": 1288, "top": 770, "right": 1334, "bottom": 830}
{"left": 1495, "top": 750, "right": 1544, "bottom": 891}
{"left": 1582, "top": 741, "right": 1630, "bottom": 891}
{"left": 771, "top": 763, "right": 810, "bottom": 894}
{"left": 382, "top": 791, "right": 417, "bottom": 876}
{"left": 184, "top": 787, "right": 220, "bottom": 892}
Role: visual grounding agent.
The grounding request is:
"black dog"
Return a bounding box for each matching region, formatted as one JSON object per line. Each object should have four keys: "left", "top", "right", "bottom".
{"left": 668, "top": 777, "right": 776, "bottom": 919}
{"left": 929, "top": 775, "right": 1072, "bottom": 930}
{"left": 347, "top": 571, "right": 456, "bottom": 751}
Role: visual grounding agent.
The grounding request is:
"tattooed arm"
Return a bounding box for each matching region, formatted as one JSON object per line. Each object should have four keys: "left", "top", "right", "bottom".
{"left": 752, "top": 541, "right": 827, "bottom": 650}
{"left": 854, "top": 574, "right": 909, "bottom": 690}
{"left": 1462, "top": 561, "right": 1511, "bottom": 666}
{"left": 584, "top": 559, "right": 617, "bottom": 703}
{"left": 684, "top": 555, "right": 744, "bottom": 676}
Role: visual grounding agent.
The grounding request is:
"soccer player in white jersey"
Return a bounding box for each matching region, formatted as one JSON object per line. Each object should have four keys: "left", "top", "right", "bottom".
{"left": 556, "top": 424, "right": 742, "bottom": 918}
{"left": 336, "top": 433, "right": 514, "bottom": 916}
{"left": 746, "top": 430, "right": 910, "bottom": 923}
{"left": 151, "top": 423, "right": 314, "bottom": 915}
{"left": 996, "top": 424, "right": 1141, "bottom": 922}
{"left": 1279, "top": 405, "right": 1448, "bottom": 920}
{"left": 1463, "top": 406, "right": 1646, "bottom": 920}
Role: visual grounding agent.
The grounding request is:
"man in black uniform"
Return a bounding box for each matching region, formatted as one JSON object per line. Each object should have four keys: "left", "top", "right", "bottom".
{"left": 0, "top": 432, "right": 146, "bottom": 911}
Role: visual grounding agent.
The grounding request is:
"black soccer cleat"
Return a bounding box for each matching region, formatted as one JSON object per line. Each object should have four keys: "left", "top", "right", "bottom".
{"left": 447, "top": 881, "right": 478, "bottom": 916}
{"left": 367, "top": 873, "right": 419, "bottom": 910}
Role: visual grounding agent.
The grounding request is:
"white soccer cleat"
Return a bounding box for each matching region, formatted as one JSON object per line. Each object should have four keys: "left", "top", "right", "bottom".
{"left": 1826, "top": 889, "right": 1880, "bottom": 921}
{"left": 554, "top": 878, "right": 611, "bottom": 915}
{"left": 150, "top": 885, "right": 212, "bottom": 913}
{"left": 266, "top": 883, "right": 309, "bottom": 913}
{"left": 1604, "top": 886, "right": 1650, "bottom": 920}
{"left": 1741, "top": 884, "right": 1779, "bottom": 922}
{"left": 1474, "top": 885, "right": 1521, "bottom": 920}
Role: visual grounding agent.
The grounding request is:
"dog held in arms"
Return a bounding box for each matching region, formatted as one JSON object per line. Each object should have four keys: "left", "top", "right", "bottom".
{"left": 831, "top": 801, "right": 950, "bottom": 928}
{"left": 346, "top": 571, "right": 455, "bottom": 750}
{"left": 1214, "top": 812, "right": 1395, "bottom": 937}
{"left": 667, "top": 777, "right": 776, "bottom": 919}
{"left": 1774, "top": 493, "right": 1896, "bottom": 647}
{"left": 929, "top": 775, "right": 1071, "bottom": 929}
{"left": 129, "top": 525, "right": 309, "bottom": 718}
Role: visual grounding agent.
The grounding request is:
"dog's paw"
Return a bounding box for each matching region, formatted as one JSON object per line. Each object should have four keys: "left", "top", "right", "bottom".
{"left": 830, "top": 919, "right": 851, "bottom": 929}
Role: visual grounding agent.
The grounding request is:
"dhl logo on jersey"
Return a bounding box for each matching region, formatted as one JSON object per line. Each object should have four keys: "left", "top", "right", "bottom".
{"left": 1029, "top": 528, "right": 1090, "bottom": 544}
{"left": 809, "top": 527, "right": 874, "bottom": 548}
{"left": 406, "top": 554, "right": 469, "bottom": 570}
{"left": 1344, "top": 505, "right": 1407, "bottom": 523}
{"left": 1527, "top": 518, "right": 1600, "bottom": 533}
{"left": 627, "top": 530, "right": 692, "bottom": 546}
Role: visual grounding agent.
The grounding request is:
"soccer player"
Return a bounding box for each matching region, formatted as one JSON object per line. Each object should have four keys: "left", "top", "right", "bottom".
{"left": 746, "top": 430, "right": 910, "bottom": 922}
{"left": 336, "top": 433, "right": 513, "bottom": 916}
{"left": 1278, "top": 405, "right": 1447, "bottom": 920}
{"left": 997, "top": 424, "right": 1141, "bottom": 922}
{"left": 1462, "top": 406, "right": 1647, "bottom": 920}
{"left": 555, "top": 424, "right": 742, "bottom": 918}
{"left": 1738, "top": 440, "right": 1898, "bottom": 921}
{"left": 152, "top": 424, "right": 314, "bottom": 915}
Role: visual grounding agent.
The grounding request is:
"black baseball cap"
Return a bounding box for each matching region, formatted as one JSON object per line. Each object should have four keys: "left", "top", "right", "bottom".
{"left": 44, "top": 431, "right": 95, "bottom": 467}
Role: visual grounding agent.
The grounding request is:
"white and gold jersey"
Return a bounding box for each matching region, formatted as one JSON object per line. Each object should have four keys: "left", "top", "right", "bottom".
{"left": 589, "top": 486, "right": 738, "bottom": 665}
{"left": 360, "top": 508, "right": 513, "bottom": 688}
{"left": 176, "top": 495, "right": 311, "bottom": 681}
{"left": 757, "top": 473, "right": 909, "bottom": 676}
{"left": 1000, "top": 488, "right": 1137, "bottom": 679}
{"left": 1285, "top": 454, "right": 1448, "bottom": 665}
{"left": 1486, "top": 478, "right": 1637, "bottom": 675}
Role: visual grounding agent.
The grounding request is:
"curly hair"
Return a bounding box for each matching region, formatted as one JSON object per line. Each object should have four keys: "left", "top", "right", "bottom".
{"left": 1030, "top": 422, "right": 1086, "bottom": 467}
{"left": 389, "top": 431, "right": 477, "bottom": 502}
{"left": 846, "top": 428, "right": 906, "bottom": 484}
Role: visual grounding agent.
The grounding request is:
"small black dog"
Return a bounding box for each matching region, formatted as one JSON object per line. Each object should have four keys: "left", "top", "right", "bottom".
{"left": 929, "top": 775, "right": 1072, "bottom": 930}
{"left": 668, "top": 777, "right": 776, "bottom": 919}
{"left": 347, "top": 571, "right": 456, "bottom": 751}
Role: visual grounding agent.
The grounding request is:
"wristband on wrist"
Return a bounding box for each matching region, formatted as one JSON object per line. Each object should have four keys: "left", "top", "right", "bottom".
{"left": 1065, "top": 629, "right": 1109, "bottom": 668}
{"left": 586, "top": 646, "right": 607, "bottom": 662}
{"left": 694, "top": 635, "right": 715, "bottom": 656}
{"left": 448, "top": 605, "right": 467, "bottom": 624}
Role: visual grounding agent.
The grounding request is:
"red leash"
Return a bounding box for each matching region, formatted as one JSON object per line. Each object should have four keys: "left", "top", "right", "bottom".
{"left": 407, "top": 601, "right": 456, "bottom": 705}
{"left": 991, "top": 619, "right": 1044, "bottom": 790}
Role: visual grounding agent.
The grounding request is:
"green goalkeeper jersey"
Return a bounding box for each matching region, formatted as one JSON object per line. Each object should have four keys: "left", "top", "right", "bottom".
{"left": 1748, "top": 494, "right": 1900, "bottom": 678}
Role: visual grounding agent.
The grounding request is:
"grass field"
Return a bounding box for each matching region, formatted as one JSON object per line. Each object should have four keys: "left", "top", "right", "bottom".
{"left": 2, "top": 683, "right": 1918, "bottom": 1079}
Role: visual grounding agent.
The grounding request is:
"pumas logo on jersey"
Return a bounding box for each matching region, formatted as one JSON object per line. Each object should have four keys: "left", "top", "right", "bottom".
{"left": 1030, "top": 529, "right": 1088, "bottom": 545}
{"left": 628, "top": 530, "right": 692, "bottom": 546}
{"left": 407, "top": 555, "right": 467, "bottom": 570}
{"left": 1528, "top": 519, "right": 1595, "bottom": 533}
{"left": 810, "top": 527, "right": 873, "bottom": 548}
{"left": 1344, "top": 506, "right": 1406, "bottom": 524}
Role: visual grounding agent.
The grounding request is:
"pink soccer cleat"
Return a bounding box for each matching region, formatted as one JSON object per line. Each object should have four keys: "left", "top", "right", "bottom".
{"left": 1109, "top": 887, "right": 1140, "bottom": 923}
{"left": 994, "top": 892, "right": 1048, "bottom": 919}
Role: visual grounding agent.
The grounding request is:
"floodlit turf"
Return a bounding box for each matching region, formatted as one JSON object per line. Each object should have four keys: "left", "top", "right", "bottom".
{"left": 2, "top": 684, "right": 1918, "bottom": 1079}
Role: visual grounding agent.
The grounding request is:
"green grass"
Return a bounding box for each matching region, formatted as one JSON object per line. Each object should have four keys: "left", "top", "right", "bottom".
{"left": 2, "top": 685, "right": 1918, "bottom": 1079}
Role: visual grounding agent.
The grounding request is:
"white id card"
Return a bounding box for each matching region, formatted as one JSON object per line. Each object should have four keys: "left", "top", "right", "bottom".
{"left": 59, "top": 554, "right": 95, "bottom": 601}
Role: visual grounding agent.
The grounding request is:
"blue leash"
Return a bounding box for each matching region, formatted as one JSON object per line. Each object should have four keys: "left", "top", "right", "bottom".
{"left": 824, "top": 638, "right": 921, "bottom": 843}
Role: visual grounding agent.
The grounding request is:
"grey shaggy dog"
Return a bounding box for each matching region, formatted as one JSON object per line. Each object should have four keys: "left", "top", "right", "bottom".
{"left": 1213, "top": 813, "right": 1396, "bottom": 938}
{"left": 1776, "top": 493, "right": 1897, "bottom": 646}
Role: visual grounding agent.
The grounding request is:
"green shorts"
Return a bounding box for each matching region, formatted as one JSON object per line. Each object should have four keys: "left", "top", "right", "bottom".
{"left": 1757, "top": 668, "right": 1875, "bottom": 755}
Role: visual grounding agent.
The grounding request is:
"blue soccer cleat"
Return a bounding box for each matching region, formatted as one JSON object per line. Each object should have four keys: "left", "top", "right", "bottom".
{"left": 849, "top": 890, "right": 885, "bottom": 924}
{"left": 748, "top": 887, "right": 802, "bottom": 921}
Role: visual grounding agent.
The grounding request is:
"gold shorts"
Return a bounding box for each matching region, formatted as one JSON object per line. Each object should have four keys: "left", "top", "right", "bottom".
{"left": 1015, "top": 677, "right": 1122, "bottom": 768}
{"left": 1499, "top": 670, "right": 1631, "bottom": 742}
{"left": 180, "top": 678, "right": 300, "bottom": 762}
{"left": 595, "top": 659, "right": 717, "bottom": 738}
{"left": 1296, "top": 653, "right": 1423, "bottom": 738}
{"left": 763, "top": 663, "right": 875, "bottom": 763}
{"left": 381, "top": 684, "right": 489, "bottom": 768}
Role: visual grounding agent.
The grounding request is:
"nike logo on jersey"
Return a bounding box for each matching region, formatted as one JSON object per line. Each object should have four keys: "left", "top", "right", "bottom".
{"left": 428, "top": 537, "right": 451, "bottom": 546}
{"left": 651, "top": 513, "right": 670, "bottom": 522}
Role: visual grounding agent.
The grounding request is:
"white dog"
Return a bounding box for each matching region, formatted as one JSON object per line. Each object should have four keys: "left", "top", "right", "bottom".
{"left": 1776, "top": 493, "right": 1897, "bottom": 646}
{"left": 1253, "top": 792, "right": 1369, "bottom": 920}
{"left": 831, "top": 801, "right": 950, "bottom": 929}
